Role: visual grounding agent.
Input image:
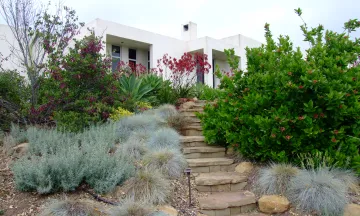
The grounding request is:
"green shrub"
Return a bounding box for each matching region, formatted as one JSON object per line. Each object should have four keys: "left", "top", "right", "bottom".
{"left": 287, "top": 168, "right": 348, "bottom": 215}
{"left": 40, "top": 199, "right": 95, "bottom": 216}
{"left": 127, "top": 167, "right": 170, "bottom": 204}
{"left": 193, "top": 83, "right": 223, "bottom": 101}
{"left": 0, "top": 70, "right": 29, "bottom": 131}
{"left": 143, "top": 148, "right": 187, "bottom": 178}
{"left": 256, "top": 163, "right": 299, "bottom": 195}
{"left": 147, "top": 128, "right": 180, "bottom": 150}
{"left": 111, "top": 199, "right": 153, "bottom": 216}
{"left": 156, "top": 80, "right": 178, "bottom": 105}
{"left": 199, "top": 10, "right": 360, "bottom": 169}
{"left": 0, "top": 209, "right": 4, "bottom": 215}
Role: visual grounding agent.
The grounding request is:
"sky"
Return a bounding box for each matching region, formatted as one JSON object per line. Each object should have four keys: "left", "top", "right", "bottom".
{"left": 2, "top": 0, "right": 360, "bottom": 50}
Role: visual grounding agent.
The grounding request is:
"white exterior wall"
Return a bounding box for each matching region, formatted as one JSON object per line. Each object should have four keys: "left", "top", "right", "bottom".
{"left": 214, "top": 59, "right": 231, "bottom": 88}
{"left": 0, "top": 25, "right": 23, "bottom": 73}
{"left": 1, "top": 19, "right": 262, "bottom": 88}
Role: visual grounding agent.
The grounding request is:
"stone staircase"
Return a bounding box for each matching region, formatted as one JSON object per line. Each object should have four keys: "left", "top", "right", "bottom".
{"left": 179, "top": 100, "right": 257, "bottom": 216}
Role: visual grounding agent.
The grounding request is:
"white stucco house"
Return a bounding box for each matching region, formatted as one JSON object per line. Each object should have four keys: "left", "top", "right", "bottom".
{"left": 0, "top": 19, "right": 261, "bottom": 87}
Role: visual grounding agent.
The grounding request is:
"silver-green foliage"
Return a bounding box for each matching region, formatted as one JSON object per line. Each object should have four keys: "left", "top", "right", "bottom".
{"left": 154, "top": 104, "right": 178, "bottom": 120}
{"left": 12, "top": 124, "right": 135, "bottom": 194}
{"left": 40, "top": 199, "right": 94, "bottom": 216}
{"left": 143, "top": 148, "right": 187, "bottom": 178}
{"left": 116, "top": 114, "right": 165, "bottom": 142}
{"left": 127, "top": 167, "right": 171, "bottom": 204}
{"left": 287, "top": 168, "right": 348, "bottom": 215}
{"left": 120, "top": 135, "right": 149, "bottom": 161}
{"left": 257, "top": 163, "right": 299, "bottom": 195}
{"left": 147, "top": 128, "right": 180, "bottom": 150}
{"left": 111, "top": 198, "right": 153, "bottom": 216}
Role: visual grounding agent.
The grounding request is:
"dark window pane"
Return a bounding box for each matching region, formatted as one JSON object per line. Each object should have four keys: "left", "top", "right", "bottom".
{"left": 148, "top": 51, "right": 150, "bottom": 61}
{"left": 148, "top": 62, "right": 150, "bottom": 70}
{"left": 129, "top": 49, "right": 136, "bottom": 60}
{"left": 112, "top": 45, "right": 120, "bottom": 57}
{"left": 196, "top": 64, "right": 204, "bottom": 83}
{"left": 112, "top": 58, "right": 120, "bottom": 72}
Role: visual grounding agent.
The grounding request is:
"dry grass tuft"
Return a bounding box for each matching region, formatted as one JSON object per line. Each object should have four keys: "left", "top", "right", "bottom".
{"left": 40, "top": 199, "right": 96, "bottom": 216}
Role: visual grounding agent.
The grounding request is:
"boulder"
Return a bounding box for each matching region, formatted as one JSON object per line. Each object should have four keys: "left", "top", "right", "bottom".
{"left": 344, "top": 204, "right": 360, "bottom": 216}
{"left": 258, "top": 195, "right": 289, "bottom": 214}
{"left": 158, "top": 205, "right": 178, "bottom": 216}
{"left": 235, "top": 162, "right": 253, "bottom": 175}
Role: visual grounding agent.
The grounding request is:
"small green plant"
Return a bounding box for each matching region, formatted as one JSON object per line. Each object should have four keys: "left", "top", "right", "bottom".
{"left": 147, "top": 128, "right": 180, "bottom": 150}
{"left": 257, "top": 163, "right": 299, "bottom": 195}
{"left": 287, "top": 168, "right": 348, "bottom": 215}
{"left": 143, "top": 148, "right": 187, "bottom": 178}
{"left": 193, "top": 83, "right": 223, "bottom": 101}
{"left": 40, "top": 199, "right": 95, "bottom": 216}
{"left": 109, "top": 107, "right": 133, "bottom": 121}
{"left": 0, "top": 209, "right": 5, "bottom": 215}
{"left": 127, "top": 167, "right": 170, "bottom": 204}
{"left": 111, "top": 198, "right": 153, "bottom": 216}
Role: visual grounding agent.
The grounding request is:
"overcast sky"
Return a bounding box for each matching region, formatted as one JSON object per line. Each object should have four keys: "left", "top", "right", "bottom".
{"left": 2, "top": 0, "right": 360, "bottom": 50}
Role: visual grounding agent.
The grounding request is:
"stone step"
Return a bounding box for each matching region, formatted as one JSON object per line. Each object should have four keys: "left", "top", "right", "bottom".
{"left": 187, "top": 158, "right": 235, "bottom": 173}
{"left": 180, "top": 112, "right": 198, "bottom": 117}
{"left": 180, "top": 108, "right": 204, "bottom": 113}
{"left": 198, "top": 191, "right": 256, "bottom": 216}
{"left": 183, "top": 146, "right": 226, "bottom": 159}
{"left": 182, "top": 129, "right": 203, "bottom": 136}
{"left": 195, "top": 172, "right": 247, "bottom": 192}
{"left": 180, "top": 136, "right": 207, "bottom": 148}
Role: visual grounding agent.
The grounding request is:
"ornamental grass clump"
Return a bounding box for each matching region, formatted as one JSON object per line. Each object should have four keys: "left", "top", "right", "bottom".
{"left": 154, "top": 104, "right": 178, "bottom": 120}
{"left": 287, "top": 168, "right": 348, "bottom": 215}
{"left": 116, "top": 114, "right": 165, "bottom": 142}
{"left": 40, "top": 199, "right": 95, "bottom": 216}
{"left": 147, "top": 128, "right": 180, "bottom": 150}
{"left": 257, "top": 163, "right": 299, "bottom": 195}
{"left": 120, "top": 135, "right": 149, "bottom": 161}
{"left": 143, "top": 148, "right": 187, "bottom": 178}
{"left": 111, "top": 198, "right": 153, "bottom": 216}
{"left": 127, "top": 167, "right": 170, "bottom": 204}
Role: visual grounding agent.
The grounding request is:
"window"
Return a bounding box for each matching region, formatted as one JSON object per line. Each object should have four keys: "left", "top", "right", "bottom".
{"left": 148, "top": 51, "right": 150, "bottom": 70}
{"left": 111, "top": 45, "right": 121, "bottom": 72}
{"left": 196, "top": 62, "right": 204, "bottom": 84}
{"left": 129, "top": 49, "right": 136, "bottom": 71}
{"left": 183, "top": 24, "right": 189, "bottom": 31}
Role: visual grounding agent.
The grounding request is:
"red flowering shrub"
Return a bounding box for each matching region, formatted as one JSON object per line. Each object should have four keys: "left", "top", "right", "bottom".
{"left": 156, "top": 52, "right": 211, "bottom": 98}
{"left": 199, "top": 10, "right": 360, "bottom": 172}
{"left": 37, "top": 33, "right": 120, "bottom": 132}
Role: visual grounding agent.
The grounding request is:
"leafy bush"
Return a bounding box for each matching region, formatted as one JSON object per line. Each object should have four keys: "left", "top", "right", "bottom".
{"left": 111, "top": 199, "right": 153, "bottom": 216}
{"left": 256, "top": 163, "right": 299, "bottom": 195}
{"left": 147, "top": 128, "right": 180, "bottom": 150}
{"left": 194, "top": 83, "right": 223, "bottom": 101}
{"left": 127, "top": 167, "right": 170, "bottom": 204}
{"left": 40, "top": 199, "right": 95, "bottom": 216}
{"left": 143, "top": 148, "right": 187, "bottom": 178}
{"left": 156, "top": 80, "right": 178, "bottom": 105}
{"left": 199, "top": 10, "right": 360, "bottom": 169}
{"left": 287, "top": 168, "right": 348, "bottom": 215}
{"left": 37, "top": 33, "right": 120, "bottom": 132}
{"left": 0, "top": 70, "right": 29, "bottom": 131}
{"left": 110, "top": 107, "right": 134, "bottom": 121}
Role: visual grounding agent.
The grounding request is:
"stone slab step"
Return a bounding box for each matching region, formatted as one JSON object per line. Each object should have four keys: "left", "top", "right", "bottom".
{"left": 182, "top": 129, "right": 203, "bottom": 136}
{"left": 180, "top": 108, "right": 204, "bottom": 113}
{"left": 181, "top": 112, "right": 198, "bottom": 117}
{"left": 198, "top": 191, "right": 256, "bottom": 216}
{"left": 187, "top": 158, "right": 234, "bottom": 167}
{"left": 182, "top": 125, "right": 203, "bottom": 131}
{"left": 183, "top": 147, "right": 225, "bottom": 154}
{"left": 184, "top": 151, "right": 225, "bottom": 159}
{"left": 195, "top": 172, "right": 247, "bottom": 192}
{"left": 195, "top": 172, "right": 247, "bottom": 185}
{"left": 180, "top": 136, "right": 207, "bottom": 148}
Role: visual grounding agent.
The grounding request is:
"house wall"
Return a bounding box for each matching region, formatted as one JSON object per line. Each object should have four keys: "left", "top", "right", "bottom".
{"left": 0, "top": 25, "right": 23, "bottom": 74}
{"left": 213, "top": 59, "right": 231, "bottom": 88}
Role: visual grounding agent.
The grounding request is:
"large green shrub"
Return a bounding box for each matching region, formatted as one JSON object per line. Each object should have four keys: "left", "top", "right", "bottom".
{"left": 199, "top": 10, "right": 360, "bottom": 170}
{"left": 0, "top": 70, "right": 29, "bottom": 131}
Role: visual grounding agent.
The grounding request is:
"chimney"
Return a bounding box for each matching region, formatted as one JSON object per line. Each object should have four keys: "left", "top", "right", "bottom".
{"left": 181, "top": 21, "right": 197, "bottom": 41}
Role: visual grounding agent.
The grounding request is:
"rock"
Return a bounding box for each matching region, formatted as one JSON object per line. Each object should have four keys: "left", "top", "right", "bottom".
{"left": 197, "top": 213, "right": 207, "bottom": 216}
{"left": 158, "top": 205, "right": 178, "bottom": 216}
{"left": 11, "top": 143, "right": 29, "bottom": 157}
{"left": 258, "top": 195, "right": 290, "bottom": 214}
{"left": 344, "top": 204, "right": 360, "bottom": 216}
{"left": 180, "top": 101, "right": 196, "bottom": 110}
{"left": 235, "top": 162, "right": 253, "bottom": 174}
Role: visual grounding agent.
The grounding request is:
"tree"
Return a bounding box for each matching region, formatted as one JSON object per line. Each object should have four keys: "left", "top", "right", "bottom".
{"left": 0, "top": 0, "right": 84, "bottom": 106}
